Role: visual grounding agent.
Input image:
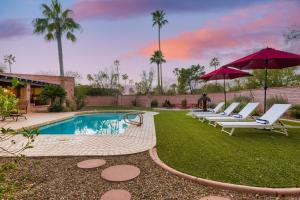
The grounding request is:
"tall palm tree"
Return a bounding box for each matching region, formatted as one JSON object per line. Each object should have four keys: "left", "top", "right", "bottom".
{"left": 209, "top": 57, "right": 220, "bottom": 85}
{"left": 150, "top": 50, "right": 166, "bottom": 93}
{"left": 152, "top": 10, "right": 168, "bottom": 91}
{"left": 4, "top": 54, "right": 16, "bottom": 73}
{"left": 33, "top": 0, "right": 80, "bottom": 78}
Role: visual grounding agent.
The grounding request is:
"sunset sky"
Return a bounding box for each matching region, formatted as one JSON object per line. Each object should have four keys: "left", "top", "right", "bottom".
{"left": 1, "top": 0, "right": 300, "bottom": 85}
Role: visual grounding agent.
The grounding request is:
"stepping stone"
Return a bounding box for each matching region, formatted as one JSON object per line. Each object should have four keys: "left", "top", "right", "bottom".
{"left": 101, "top": 165, "right": 140, "bottom": 182}
{"left": 77, "top": 159, "right": 106, "bottom": 169}
{"left": 101, "top": 189, "right": 131, "bottom": 200}
{"left": 199, "top": 196, "right": 230, "bottom": 200}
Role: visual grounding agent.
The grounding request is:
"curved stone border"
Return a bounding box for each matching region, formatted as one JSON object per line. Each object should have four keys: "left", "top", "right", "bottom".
{"left": 149, "top": 148, "right": 300, "bottom": 196}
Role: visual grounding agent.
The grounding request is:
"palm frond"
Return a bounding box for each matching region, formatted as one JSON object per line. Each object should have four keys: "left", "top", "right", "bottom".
{"left": 66, "top": 32, "right": 76, "bottom": 42}
{"left": 44, "top": 32, "right": 55, "bottom": 41}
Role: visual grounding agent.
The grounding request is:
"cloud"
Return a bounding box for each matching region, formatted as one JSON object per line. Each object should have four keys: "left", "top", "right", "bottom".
{"left": 138, "top": 1, "right": 300, "bottom": 61}
{"left": 0, "top": 19, "right": 29, "bottom": 40}
{"left": 72, "top": 0, "right": 270, "bottom": 20}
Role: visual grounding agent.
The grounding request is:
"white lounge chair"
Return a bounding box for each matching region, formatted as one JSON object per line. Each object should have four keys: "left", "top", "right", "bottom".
{"left": 205, "top": 102, "right": 259, "bottom": 127}
{"left": 218, "top": 104, "right": 297, "bottom": 136}
{"left": 195, "top": 102, "right": 240, "bottom": 122}
{"left": 188, "top": 102, "right": 225, "bottom": 117}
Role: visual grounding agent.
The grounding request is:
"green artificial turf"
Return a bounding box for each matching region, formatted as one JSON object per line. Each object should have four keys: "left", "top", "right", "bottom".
{"left": 155, "top": 110, "right": 300, "bottom": 188}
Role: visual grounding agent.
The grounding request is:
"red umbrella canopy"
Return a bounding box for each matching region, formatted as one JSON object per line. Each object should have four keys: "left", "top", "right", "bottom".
{"left": 199, "top": 66, "right": 252, "bottom": 81}
{"left": 222, "top": 47, "right": 300, "bottom": 70}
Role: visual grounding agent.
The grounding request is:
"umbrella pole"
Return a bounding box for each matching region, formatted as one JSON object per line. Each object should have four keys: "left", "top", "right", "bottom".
{"left": 224, "top": 77, "right": 226, "bottom": 108}
{"left": 264, "top": 59, "right": 268, "bottom": 113}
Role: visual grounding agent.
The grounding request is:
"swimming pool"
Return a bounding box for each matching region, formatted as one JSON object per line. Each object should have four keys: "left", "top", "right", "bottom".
{"left": 39, "top": 113, "right": 137, "bottom": 135}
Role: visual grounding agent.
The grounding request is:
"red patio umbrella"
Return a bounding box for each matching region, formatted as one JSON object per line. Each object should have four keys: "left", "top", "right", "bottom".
{"left": 223, "top": 47, "right": 300, "bottom": 112}
{"left": 198, "top": 67, "right": 252, "bottom": 107}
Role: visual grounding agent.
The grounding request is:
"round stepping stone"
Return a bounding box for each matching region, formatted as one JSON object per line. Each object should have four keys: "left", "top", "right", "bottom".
{"left": 101, "top": 189, "right": 131, "bottom": 200}
{"left": 77, "top": 159, "right": 106, "bottom": 169}
{"left": 199, "top": 196, "right": 230, "bottom": 200}
{"left": 101, "top": 165, "right": 140, "bottom": 182}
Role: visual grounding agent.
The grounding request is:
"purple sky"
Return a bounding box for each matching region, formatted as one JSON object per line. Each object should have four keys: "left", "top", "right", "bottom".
{"left": 1, "top": 0, "right": 300, "bottom": 85}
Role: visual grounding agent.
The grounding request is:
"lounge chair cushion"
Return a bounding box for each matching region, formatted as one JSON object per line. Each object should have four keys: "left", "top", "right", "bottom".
{"left": 256, "top": 118, "right": 269, "bottom": 124}
{"left": 233, "top": 114, "right": 243, "bottom": 118}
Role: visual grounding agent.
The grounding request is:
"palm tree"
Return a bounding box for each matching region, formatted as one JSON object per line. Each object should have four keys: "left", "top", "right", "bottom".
{"left": 122, "top": 73, "right": 129, "bottom": 89}
{"left": 33, "top": 0, "right": 80, "bottom": 78}
{"left": 4, "top": 54, "right": 16, "bottom": 73}
{"left": 152, "top": 10, "right": 168, "bottom": 90}
{"left": 150, "top": 50, "right": 166, "bottom": 93}
{"left": 209, "top": 57, "right": 220, "bottom": 85}
{"left": 209, "top": 57, "right": 220, "bottom": 71}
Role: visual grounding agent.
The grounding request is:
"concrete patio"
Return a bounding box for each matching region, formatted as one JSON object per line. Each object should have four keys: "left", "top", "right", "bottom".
{"left": 0, "top": 111, "right": 157, "bottom": 156}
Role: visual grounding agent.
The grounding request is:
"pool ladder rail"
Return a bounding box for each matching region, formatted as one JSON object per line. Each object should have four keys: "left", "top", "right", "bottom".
{"left": 123, "top": 112, "right": 144, "bottom": 127}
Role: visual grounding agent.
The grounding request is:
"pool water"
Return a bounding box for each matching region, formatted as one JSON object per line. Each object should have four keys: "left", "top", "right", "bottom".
{"left": 39, "top": 113, "right": 137, "bottom": 135}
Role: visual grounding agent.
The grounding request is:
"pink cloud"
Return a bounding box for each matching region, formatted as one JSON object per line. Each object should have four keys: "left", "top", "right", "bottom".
{"left": 0, "top": 19, "right": 29, "bottom": 40}
{"left": 138, "top": 1, "right": 300, "bottom": 61}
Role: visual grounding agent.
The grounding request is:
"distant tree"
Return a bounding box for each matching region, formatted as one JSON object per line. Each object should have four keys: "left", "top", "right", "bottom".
{"left": 284, "top": 26, "right": 300, "bottom": 43}
{"left": 209, "top": 57, "right": 220, "bottom": 71}
{"left": 244, "top": 68, "right": 300, "bottom": 89}
{"left": 174, "top": 64, "right": 205, "bottom": 94}
{"left": 65, "top": 71, "right": 81, "bottom": 85}
{"left": 114, "top": 60, "right": 120, "bottom": 87}
{"left": 135, "top": 68, "right": 154, "bottom": 95}
{"left": 122, "top": 73, "right": 129, "bottom": 90}
{"left": 166, "top": 83, "right": 177, "bottom": 95}
{"left": 0, "top": 63, "right": 6, "bottom": 73}
{"left": 150, "top": 50, "right": 166, "bottom": 93}
{"left": 152, "top": 10, "right": 168, "bottom": 90}
{"left": 33, "top": 0, "right": 81, "bottom": 78}
{"left": 4, "top": 54, "right": 16, "bottom": 73}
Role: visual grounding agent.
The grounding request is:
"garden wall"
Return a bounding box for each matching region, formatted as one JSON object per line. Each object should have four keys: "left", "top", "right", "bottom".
{"left": 84, "top": 86, "right": 300, "bottom": 109}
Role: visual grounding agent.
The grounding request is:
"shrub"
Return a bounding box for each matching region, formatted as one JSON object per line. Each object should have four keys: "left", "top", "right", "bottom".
{"left": 266, "top": 95, "right": 288, "bottom": 109}
{"left": 86, "top": 87, "right": 118, "bottom": 96}
{"left": 196, "top": 83, "right": 224, "bottom": 94}
{"left": 151, "top": 99, "right": 158, "bottom": 107}
{"left": 290, "top": 104, "right": 300, "bottom": 119}
{"left": 162, "top": 99, "right": 174, "bottom": 108}
{"left": 48, "top": 99, "right": 63, "bottom": 112}
{"left": 181, "top": 99, "right": 187, "bottom": 108}
{"left": 0, "top": 87, "right": 18, "bottom": 117}
{"left": 132, "top": 99, "right": 137, "bottom": 107}
{"left": 41, "top": 85, "right": 66, "bottom": 112}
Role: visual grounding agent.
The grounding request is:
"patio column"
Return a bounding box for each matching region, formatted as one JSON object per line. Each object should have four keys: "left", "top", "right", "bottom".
{"left": 24, "top": 83, "right": 31, "bottom": 112}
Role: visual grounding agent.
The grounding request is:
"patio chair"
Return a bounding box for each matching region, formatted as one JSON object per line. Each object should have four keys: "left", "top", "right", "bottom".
{"left": 195, "top": 102, "right": 240, "bottom": 122}
{"left": 188, "top": 102, "right": 224, "bottom": 117}
{"left": 218, "top": 104, "right": 299, "bottom": 136}
{"left": 10, "top": 100, "right": 28, "bottom": 121}
{"left": 205, "top": 102, "right": 259, "bottom": 127}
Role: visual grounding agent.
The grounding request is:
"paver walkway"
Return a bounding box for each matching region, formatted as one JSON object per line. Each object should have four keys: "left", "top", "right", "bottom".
{"left": 0, "top": 111, "right": 157, "bottom": 156}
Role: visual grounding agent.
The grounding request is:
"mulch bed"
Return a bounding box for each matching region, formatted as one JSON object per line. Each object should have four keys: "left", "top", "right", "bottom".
{"left": 0, "top": 152, "right": 293, "bottom": 200}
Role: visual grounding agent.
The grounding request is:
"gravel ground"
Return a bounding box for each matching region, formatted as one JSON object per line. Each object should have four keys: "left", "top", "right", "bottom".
{"left": 0, "top": 151, "right": 297, "bottom": 200}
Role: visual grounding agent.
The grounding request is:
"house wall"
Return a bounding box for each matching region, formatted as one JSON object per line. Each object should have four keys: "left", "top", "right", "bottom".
{"left": 84, "top": 86, "right": 300, "bottom": 110}
{"left": 4, "top": 73, "right": 75, "bottom": 103}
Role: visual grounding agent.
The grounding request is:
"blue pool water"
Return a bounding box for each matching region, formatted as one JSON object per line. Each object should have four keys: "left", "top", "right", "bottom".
{"left": 39, "top": 113, "right": 137, "bottom": 135}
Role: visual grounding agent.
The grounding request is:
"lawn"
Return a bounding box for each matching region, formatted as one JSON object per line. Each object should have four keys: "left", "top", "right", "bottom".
{"left": 155, "top": 110, "right": 300, "bottom": 188}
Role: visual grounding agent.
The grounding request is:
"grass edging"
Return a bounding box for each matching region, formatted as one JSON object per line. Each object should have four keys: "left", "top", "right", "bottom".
{"left": 149, "top": 147, "right": 300, "bottom": 196}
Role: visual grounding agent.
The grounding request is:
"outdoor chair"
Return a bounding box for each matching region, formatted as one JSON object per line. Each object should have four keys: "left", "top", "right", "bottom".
{"left": 10, "top": 100, "right": 28, "bottom": 121}
{"left": 195, "top": 102, "right": 240, "bottom": 122}
{"left": 218, "top": 104, "right": 300, "bottom": 136}
{"left": 188, "top": 102, "right": 224, "bottom": 117}
{"left": 205, "top": 102, "right": 259, "bottom": 127}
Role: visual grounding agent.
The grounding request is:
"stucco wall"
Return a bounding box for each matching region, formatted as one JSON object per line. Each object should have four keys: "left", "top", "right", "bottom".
{"left": 4, "top": 73, "right": 75, "bottom": 102}
{"left": 84, "top": 86, "right": 300, "bottom": 110}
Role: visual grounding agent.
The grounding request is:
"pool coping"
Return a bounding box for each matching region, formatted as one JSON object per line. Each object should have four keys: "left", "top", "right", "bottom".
{"left": 14, "top": 110, "right": 145, "bottom": 131}
{"left": 149, "top": 147, "right": 300, "bottom": 196}
{"left": 1, "top": 110, "right": 156, "bottom": 157}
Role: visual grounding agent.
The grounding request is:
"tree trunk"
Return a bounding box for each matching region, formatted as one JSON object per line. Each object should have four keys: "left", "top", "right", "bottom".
{"left": 56, "top": 31, "right": 64, "bottom": 77}
{"left": 158, "top": 26, "right": 163, "bottom": 93}
{"left": 157, "top": 63, "right": 160, "bottom": 91}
